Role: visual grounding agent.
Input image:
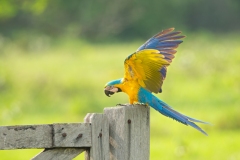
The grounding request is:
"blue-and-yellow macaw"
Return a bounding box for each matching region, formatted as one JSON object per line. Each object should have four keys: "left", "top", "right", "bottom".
{"left": 104, "top": 28, "right": 208, "bottom": 135}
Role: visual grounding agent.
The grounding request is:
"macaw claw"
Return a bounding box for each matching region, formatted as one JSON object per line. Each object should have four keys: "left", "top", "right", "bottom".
{"left": 133, "top": 102, "right": 148, "bottom": 107}
{"left": 116, "top": 103, "right": 128, "bottom": 106}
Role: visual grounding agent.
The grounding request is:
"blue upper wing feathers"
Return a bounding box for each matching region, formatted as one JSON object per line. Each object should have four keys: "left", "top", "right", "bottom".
{"left": 137, "top": 28, "right": 185, "bottom": 62}
{"left": 136, "top": 28, "right": 185, "bottom": 93}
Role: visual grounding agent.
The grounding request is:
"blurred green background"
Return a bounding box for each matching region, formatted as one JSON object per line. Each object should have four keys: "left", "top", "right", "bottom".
{"left": 0, "top": 0, "right": 240, "bottom": 159}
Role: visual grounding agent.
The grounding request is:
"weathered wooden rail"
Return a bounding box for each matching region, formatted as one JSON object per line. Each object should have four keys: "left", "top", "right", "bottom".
{"left": 0, "top": 105, "right": 150, "bottom": 160}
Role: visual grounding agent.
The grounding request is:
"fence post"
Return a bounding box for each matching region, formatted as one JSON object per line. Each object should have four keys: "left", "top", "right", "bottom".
{"left": 84, "top": 113, "right": 109, "bottom": 160}
{"left": 0, "top": 105, "right": 150, "bottom": 160}
{"left": 104, "top": 105, "right": 150, "bottom": 160}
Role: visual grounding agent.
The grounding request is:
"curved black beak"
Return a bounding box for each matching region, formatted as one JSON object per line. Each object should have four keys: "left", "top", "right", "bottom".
{"left": 104, "top": 90, "right": 115, "bottom": 97}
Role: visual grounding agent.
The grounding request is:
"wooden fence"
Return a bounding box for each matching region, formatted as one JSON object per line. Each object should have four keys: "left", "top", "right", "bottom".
{"left": 0, "top": 105, "right": 150, "bottom": 160}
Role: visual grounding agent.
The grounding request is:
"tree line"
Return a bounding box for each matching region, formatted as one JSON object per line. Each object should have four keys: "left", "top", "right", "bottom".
{"left": 0, "top": 0, "right": 239, "bottom": 40}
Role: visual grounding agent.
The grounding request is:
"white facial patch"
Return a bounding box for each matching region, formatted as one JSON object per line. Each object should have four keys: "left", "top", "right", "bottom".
{"left": 110, "top": 87, "right": 118, "bottom": 92}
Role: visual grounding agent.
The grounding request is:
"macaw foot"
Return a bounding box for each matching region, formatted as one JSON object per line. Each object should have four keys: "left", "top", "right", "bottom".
{"left": 133, "top": 102, "right": 148, "bottom": 107}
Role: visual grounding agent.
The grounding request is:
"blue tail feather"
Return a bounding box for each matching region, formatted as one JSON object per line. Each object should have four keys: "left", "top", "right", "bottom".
{"left": 138, "top": 87, "right": 209, "bottom": 135}
{"left": 160, "top": 105, "right": 208, "bottom": 136}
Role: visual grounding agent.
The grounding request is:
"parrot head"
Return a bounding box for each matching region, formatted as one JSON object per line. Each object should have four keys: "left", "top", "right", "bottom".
{"left": 104, "top": 78, "right": 123, "bottom": 97}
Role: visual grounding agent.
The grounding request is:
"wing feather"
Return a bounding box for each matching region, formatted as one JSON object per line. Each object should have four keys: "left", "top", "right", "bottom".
{"left": 124, "top": 28, "right": 185, "bottom": 93}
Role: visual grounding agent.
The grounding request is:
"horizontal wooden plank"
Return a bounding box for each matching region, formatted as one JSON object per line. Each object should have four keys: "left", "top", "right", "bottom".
{"left": 53, "top": 123, "right": 92, "bottom": 147}
{"left": 0, "top": 125, "right": 53, "bottom": 150}
{"left": 0, "top": 123, "right": 92, "bottom": 149}
{"left": 32, "top": 148, "right": 86, "bottom": 160}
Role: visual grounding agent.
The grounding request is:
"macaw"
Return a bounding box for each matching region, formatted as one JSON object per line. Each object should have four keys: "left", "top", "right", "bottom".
{"left": 104, "top": 28, "right": 208, "bottom": 135}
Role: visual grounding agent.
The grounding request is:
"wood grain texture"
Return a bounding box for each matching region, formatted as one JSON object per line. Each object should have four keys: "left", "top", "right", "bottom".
{"left": 84, "top": 113, "right": 109, "bottom": 160}
{"left": 0, "top": 123, "right": 92, "bottom": 149}
{"left": 32, "top": 148, "right": 85, "bottom": 160}
{"left": 104, "top": 105, "right": 150, "bottom": 160}
{"left": 0, "top": 125, "right": 53, "bottom": 149}
{"left": 53, "top": 123, "right": 91, "bottom": 147}
{"left": 1, "top": 106, "right": 151, "bottom": 160}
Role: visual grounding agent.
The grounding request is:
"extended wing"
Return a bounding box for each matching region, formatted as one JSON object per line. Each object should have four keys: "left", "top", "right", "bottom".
{"left": 124, "top": 28, "right": 185, "bottom": 93}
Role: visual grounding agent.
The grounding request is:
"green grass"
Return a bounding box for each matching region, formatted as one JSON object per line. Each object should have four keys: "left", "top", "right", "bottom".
{"left": 0, "top": 33, "right": 240, "bottom": 159}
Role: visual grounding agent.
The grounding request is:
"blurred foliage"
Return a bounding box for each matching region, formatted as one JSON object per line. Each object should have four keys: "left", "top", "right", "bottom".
{"left": 0, "top": 0, "right": 240, "bottom": 39}
{"left": 0, "top": 33, "right": 240, "bottom": 159}
{"left": 0, "top": 0, "right": 240, "bottom": 159}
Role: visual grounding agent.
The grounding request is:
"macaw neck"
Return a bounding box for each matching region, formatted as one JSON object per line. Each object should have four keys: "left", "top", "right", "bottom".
{"left": 115, "top": 79, "right": 141, "bottom": 104}
{"left": 114, "top": 79, "right": 161, "bottom": 105}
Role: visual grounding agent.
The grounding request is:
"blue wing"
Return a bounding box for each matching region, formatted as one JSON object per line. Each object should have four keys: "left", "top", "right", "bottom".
{"left": 136, "top": 28, "right": 185, "bottom": 93}
{"left": 137, "top": 28, "right": 185, "bottom": 59}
